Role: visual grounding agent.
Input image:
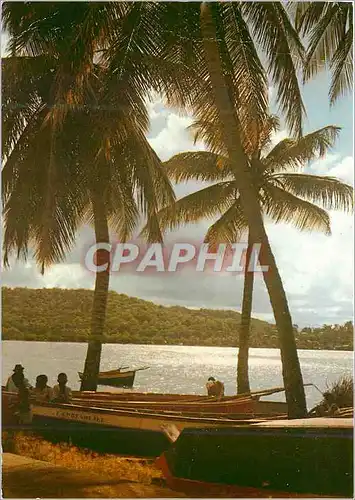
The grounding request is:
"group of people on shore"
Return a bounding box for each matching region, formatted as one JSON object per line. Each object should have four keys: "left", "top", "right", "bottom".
{"left": 5, "top": 364, "right": 73, "bottom": 424}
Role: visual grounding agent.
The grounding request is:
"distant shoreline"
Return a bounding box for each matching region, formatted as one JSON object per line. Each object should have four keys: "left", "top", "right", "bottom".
{"left": 2, "top": 338, "right": 353, "bottom": 352}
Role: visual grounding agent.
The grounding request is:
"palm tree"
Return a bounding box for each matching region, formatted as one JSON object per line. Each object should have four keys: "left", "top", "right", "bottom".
{"left": 2, "top": 55, "right": 175, "bottom": 391}
{"left": 2, "top": 2, "right": 201, "bottom": 391}
{"left": 293, "top": 2, "right": 353, "bottom": 104}
{"left": 157, "top": 115, "right": 353, "bottom": 394}
{"left": 192, "top": 3, "right": 307, "bottom": 417}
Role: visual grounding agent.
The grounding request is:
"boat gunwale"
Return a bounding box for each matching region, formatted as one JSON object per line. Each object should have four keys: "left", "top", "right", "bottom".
{"left": 78, "top": 371, "right": 135, "bottom": 380}
{"left": 69, "top": 398, "right": 288, "bottom": 417}
{"left": 70, "top": 395, "right": 255, "bottom": 408}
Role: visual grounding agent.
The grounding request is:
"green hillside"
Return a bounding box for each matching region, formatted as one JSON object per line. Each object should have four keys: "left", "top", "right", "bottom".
{"left": 2, "top": 287, "right": 353, "bottom": 350}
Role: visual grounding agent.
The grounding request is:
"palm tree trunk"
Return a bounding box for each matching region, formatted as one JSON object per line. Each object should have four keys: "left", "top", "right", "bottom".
{"left": 200, "top": 2, "right": 307, "bottom": 418}
{"left": 237, "top": 231, "right": 254, "bottom": 394}
{"left": 80, "top": 191, "right": 110, "bottom": 391}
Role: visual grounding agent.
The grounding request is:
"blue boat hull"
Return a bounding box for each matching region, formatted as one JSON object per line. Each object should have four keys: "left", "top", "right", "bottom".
{"left": 159, "top": 421, "right": 353, "bottom": 497}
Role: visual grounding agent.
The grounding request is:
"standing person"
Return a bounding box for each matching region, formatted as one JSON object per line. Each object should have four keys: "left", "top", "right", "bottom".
{"left": 52, "top": 373, "right": 72, "bottom": 403}
{"left": 33, "top": 374, "right": 53, "bottom": 402}
{"left": 206, "top": 376, "right": 225, "bottom": 400}
{"left": 12, "top": 372, "right": 33, "bottom": 425}
{"left": 5, "top": 365, "right": 31, "bottom": 392}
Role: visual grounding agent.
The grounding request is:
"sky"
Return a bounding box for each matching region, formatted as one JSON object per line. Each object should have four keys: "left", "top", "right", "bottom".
{"left": 1, "top": 32, "right": 354, "bottom": 328}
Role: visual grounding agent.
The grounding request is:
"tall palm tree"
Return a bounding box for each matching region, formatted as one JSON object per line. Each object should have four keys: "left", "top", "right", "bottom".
{"left": 293, "top": 2, "right": 353, "bottom": 104}
{"left": 196, "top": 3, "right": 307, "bottom": 417}
{"left": 157, "top": 116, "right": 353, "bottom": 394}
{"left": 2, "top": 56, "right": 175, "bottom": 391}
{"left": 2, "top": 2, "right": 197, "bottom": 391}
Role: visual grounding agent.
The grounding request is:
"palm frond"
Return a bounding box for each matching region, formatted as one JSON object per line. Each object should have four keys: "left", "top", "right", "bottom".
{"left": 264, "top": 125, "right": 341, "bottom": 172}
{"left": 126, "top": 130, "right": 175, "bottom": 243}
{"left": 303, "top": 3, "right": 345, "bottom": 80}
{"left": 188, "top": 120, "right": 228, "bottom": 156}
{"left": 329, "top": 16, "right": 353, "bottom": 104}
{"left": 205, "top": 199, "right": 248, "bottom": 248}
{"left": 142, "top": 181, "right": 237, "bottom": 237}
{"left": 219, "top": 2, "right": 268, "bottom": 143}
{"left": 3, "top": 121, "right": 87, "bottom": 271}
{"left": 272, "top": 173, "right": 354, "bottom": 213}
{"left": 252, "top": 114, "right": 280, "bottom": 157}
{"left": 241, "top": 2, "right": 305, "bottom": 136}
{"left": 188, "top": 114, "right": 280, "bottom": 161}
{"left": 292, "top": 2, "right": 316, "bottom": 33}
{"left": 164, "top": 151, "right": 232, "bottom": 183}
{"left": 263, "top": 184, "right": 331, "bottom": 234}
{"left": 295, "top": 2, "right": 353, "bottom": 103}
{"left": 2, "top": 56, "right": 55, "bottom": 160}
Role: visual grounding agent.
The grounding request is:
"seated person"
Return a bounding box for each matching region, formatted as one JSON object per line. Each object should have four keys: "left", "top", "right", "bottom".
{"left": 6, "top": 364, "right": 31, "bottom": 392}
{"left": 51, "top": 373, "right": 72, "bottom": 403}
{"left": 33, "top": 374, "right": 53, "bottom": 402}
{"left": 206, "top": 376, "right": 225, "bottom": 400}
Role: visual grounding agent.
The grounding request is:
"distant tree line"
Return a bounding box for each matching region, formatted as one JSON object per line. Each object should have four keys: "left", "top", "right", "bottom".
{"left": 2, "top": 287, "right": 353, "bottom": 351}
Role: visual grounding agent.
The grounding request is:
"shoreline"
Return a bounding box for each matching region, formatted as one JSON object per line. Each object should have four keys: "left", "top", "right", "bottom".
{"left": 2, "top": 339, "right": 354, "bottom": 352}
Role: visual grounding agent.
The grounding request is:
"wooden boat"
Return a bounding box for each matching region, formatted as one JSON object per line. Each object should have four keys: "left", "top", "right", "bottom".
{"left": 73, "top": 385, "right": 291, "bottom": 403}
{"left": 70, "top": 385, "right": 290, "bottom": 416}
{"left": 78, "top": 366, "right": 149, "bottom": 388}
{"left": 71, "top": 394, "right": 288, "bottom": 416}
{"left": 157, "top": 417, "right": 353, "bottom": 498}
{"left": 2, "top": 390, "right": 270, "bottom": 457}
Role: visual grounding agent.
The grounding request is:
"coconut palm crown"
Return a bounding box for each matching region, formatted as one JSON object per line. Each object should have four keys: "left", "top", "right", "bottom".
{"left": 152, "top": 116, "right": 353, "bottom": 393}
{"left": 158, "top": 117, "right": 353, "bottom": 243}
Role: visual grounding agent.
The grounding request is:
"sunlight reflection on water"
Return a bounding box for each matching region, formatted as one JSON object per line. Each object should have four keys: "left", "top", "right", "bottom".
{"left": 2, "top": 341, "right": 353, "bottom": 408}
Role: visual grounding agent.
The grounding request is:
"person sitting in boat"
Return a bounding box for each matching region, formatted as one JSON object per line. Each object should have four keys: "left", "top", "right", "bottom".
{"left": 33, "top": 374, "right": 53, "bottom": 402}
{"left": 206, "top": 377, "right": 225, "bottom": 400}
{"left": 51, "top": 373, "right": 73, "bottom": 403}
{"left": 10, "top": 372, "right": 33, "bottom": 425}
{"left": 5, "top": 364, "right": 32, "bottom": 393}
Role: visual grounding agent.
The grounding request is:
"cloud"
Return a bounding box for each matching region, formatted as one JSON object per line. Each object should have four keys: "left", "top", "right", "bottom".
{"left": 270, "top": 128, "right": 288, "bottom": 147}
{"left": 148, "top": 112, "right": 206, "bottom": 161}
{"left": 328, "top": 156, "right": 354, "bottom": 185}
{"left": 308, "top": 154, "right": 354, "bottom": 185}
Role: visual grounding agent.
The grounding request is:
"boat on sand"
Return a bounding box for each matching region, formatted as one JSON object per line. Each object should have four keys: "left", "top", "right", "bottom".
{"left": 2, "top": 390, "right": 268, "bottom": 456}
{"left": 157, "top": 417, "right": 353, "bottom": 498}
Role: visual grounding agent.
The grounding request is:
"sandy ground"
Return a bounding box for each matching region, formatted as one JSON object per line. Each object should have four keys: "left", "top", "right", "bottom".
{"left": 2, "top": 453, "right": 185, "bottom": 498}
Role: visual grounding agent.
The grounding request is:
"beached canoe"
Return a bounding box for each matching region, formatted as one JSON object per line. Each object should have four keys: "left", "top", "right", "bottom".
{"left": 78, "top": 366, "right": 149, "bottom": 388}
{"left": 2, "top": 391, "right": 267, "bottom": 456}
{"left": 71, "top": 395, "right": 288, "bottom": 416}
{"left": 73, "top": 385, "right": 292, "bottom": 406}
{"left": 71, "top": 385, "right": 290, "bottom": 415}
{"left": 157, "top": 417, "right": 353, "bottom": 498}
